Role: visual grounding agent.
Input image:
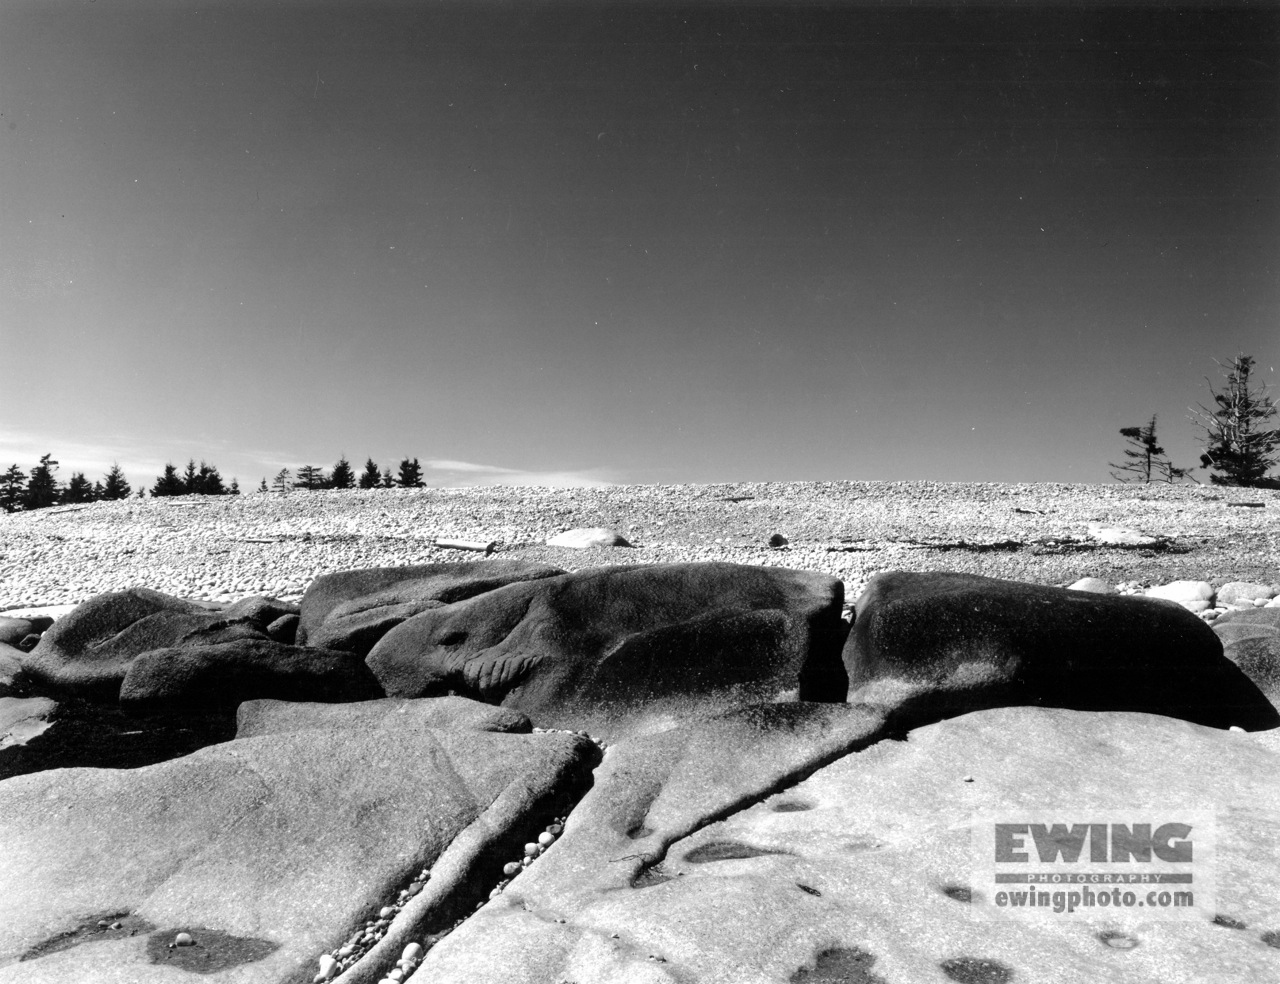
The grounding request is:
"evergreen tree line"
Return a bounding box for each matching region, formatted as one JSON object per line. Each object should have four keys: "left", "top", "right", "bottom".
{"left": 1, "top": 456, "right": 136, "bottom": 513}
{"left": 1112, "top": 354, "right": 1280, "bottom": 488}
{"left": 1, "top": 452, "right": 436, "bottom": 513}
{"left": 262, "top": 456, "right": 427, "bottom": 493}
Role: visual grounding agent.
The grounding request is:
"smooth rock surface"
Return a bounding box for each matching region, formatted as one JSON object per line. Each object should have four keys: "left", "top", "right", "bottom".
{"left": 418, "top": 701, "right": 891, "bottom": 982}
{"left": 296, "top": 560, "right": 566, "bottom": 656}
{"left": 844, "top": 571, "right": 1279, "bottom": 731}
{"left": 1217, "top": 581, "right": 1277, "bottom": 606}
{"left": 1146, "top": 579, "right": 1215, "bottom": 610}
{"left": 118, "top": 639, "right": 384, "bottom": 714}
{"left": 417, "top": 707, "right": 1280, "bottom": 984}
{"left": 1213, "top": 607, "right": 1280, "bottom": 705}
{"left": 0, "top": 696, "right": 57, "bottom": 750}
{"left": 235, "top": 695, "right": 533, "bottom": 739}
{"left": 0, "top": 644, "right": 25, "bottom": 697}
{"left": 0, "top": 726, "right": 596, "bottom": 984}
{"left": 367, "top": 562, "right": 849, "bottom": 738}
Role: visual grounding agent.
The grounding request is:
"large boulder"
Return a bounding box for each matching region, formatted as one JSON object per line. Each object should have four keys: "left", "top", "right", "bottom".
{"left": 22, "top": 589, "right": 280, "bottom": 700}
{"left": 118, "top": 639, "right": 385, "bottom": 714}
{"left": 1213, "top": 607, "right": 1280, "bottom": 705}
{"left": 235, "top": 695, "right": 532, "bottom": 739}
{"left": 365, "top": 562, "right": 849, "bottom": 737}
{"left": 420, "top": 707, "right": 1280, "bottom": 984}
{"left": 296, "top": 560, "right": 567, "bottom": 656}
{"left": 0, "top": 724, "right": 598, "bottom": 984}
{"left": 844, "top": 571, "right": 1279, "bottom": 731}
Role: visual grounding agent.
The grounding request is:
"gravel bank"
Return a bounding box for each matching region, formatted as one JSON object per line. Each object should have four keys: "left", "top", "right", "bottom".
{"left": 2, "top": 481, "right": 1278, "bottom": 610}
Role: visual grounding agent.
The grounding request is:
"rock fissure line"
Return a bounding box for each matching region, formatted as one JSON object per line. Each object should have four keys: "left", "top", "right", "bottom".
{"left": 631, "top": 713, "right": 897, "bottom": 881}
{"left": 313, "top": 730, "right": 603, "bottom": 984}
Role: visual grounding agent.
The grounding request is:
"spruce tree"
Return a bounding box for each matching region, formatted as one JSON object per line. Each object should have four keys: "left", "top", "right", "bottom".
{"left": 152, "top": 463, "right": 185, "bottom": 497}
{"left": 0, "top": 464, "right": 25, "bottom": 513}
{"left": 102, "top": 463, "right": 131, "bottom": 500}
{"left": 294, "top": 465, "right": 326, "bottom": 490}
{"left": 182, "top": 459, "right": 200, "bottom": 494}
{"left": 61, "top": 472, "right": 94, "bottom": 504}
{"left": 196, "top": 461, "right": 226, "bottom": 495}
{"left": 330, "top": 455, "right": 354, "bottom": 490}
{"left": 1191, "top": 355, "right": 1280, "bottom": 487}
{"left": 92, "top": 480, "right": 105, "bottom": 500}
{"left": 258, "top": 478, "right": 269, "bottom": 493}
{"left": 229, "top": 478, "right": 241, "bottom": 495}
{"left": 272, "top": 468, "right": 292, "bottom": 493}
{"left": 380, "top": 467, "right": 394, "bottom": 489}
{"left": 396, "top": 457, "right": 425, "bottom": 488}
{"left": 23, "top": 454, "right": 60, "bottom": 510}
{"left": 359, "top": 458, "right": 381, "bottom": 489}
{"left": 1109, "top": 415, "right": 1191, "bottom": 483}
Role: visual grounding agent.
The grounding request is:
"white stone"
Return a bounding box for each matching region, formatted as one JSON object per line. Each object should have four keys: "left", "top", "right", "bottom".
{"left": 401, "top": 942, "right": 423, "bottom": 965}
{"left": 315, "top": 953, "right": 338, "bottom": 982}
{"left": 545, "top": 527, "right": 631, "bottom": 549}
{"left": 1086, "top": 523, "right": 1162, "bottom": 547}
{"left": 538, "top": 831, "right": 556, "bottom": 846}
{"left": 1145, "top": 580, "right": 1214, "bottom": 609}
{"left": 1066, "top": 577, "right": 1113, "bottom": 594}
{"left": 1216, "top": 581, "right": 1276, "bottom": 605}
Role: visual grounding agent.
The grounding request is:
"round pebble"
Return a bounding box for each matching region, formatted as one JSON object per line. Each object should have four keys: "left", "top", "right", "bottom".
{"left": 503, "top": 861, "right": 522, "bottom": 876}
{"left": 174, "top": 932, "right": 194, "bottom": 947}
{"left": 537, "top": 831, "right": 556, "bottom": 846}
{"left": 524, "top": 842, "right": 540, "bottom": 857}
{"left": 315, "top": 953, "right": 338, "bottom": 981}
{"left": 401, "top": 941, "right": 423, "bottom": 964}
{"left": 548, "top": 823, "right": 564, "bottom": 836}
{"left": 379, "top": 905, "right": 395, "bottom": 919}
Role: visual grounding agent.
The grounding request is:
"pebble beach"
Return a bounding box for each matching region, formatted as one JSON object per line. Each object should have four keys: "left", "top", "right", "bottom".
{"left": 2, "top": 481, "right": 1277, "bottom": 611}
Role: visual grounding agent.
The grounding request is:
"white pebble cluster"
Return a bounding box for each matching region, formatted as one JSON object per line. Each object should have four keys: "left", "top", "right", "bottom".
{"left": 313, "top": 865, "right": 433, "bottom": 982}
{"left": 488, "top": 817, "right": 566, "bottom": 902}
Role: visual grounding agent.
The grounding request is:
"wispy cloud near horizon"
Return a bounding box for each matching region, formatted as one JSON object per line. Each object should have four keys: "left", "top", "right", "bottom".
{"left": 422, "top": 458, "right": 618, "bottom": 489}
{"left": 0, "top": 429, "right": 618, "bottom": 491}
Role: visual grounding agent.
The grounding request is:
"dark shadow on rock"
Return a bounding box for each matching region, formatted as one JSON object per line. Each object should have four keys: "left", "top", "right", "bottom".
{"left": 0, "top": 697, "right": 236, "bottom": 780}
{"left": 791, "top": 946, "right": 888, "bottom": 984}
{"left": 683, "top": 840, "right": 792, "bottom": 863}
{"left": 939, "top": 956, "right": 1015, "bottom": 983}
{"left": 144, "top": 927, "right": 280, "bottom": 973}
{"left": 21, "top": 912, "right": 156, "bottom": 962}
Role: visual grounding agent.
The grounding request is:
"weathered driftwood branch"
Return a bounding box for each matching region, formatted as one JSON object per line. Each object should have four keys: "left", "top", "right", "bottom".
{"left": 433, "top": 538, "right": 496, "bottom": 554}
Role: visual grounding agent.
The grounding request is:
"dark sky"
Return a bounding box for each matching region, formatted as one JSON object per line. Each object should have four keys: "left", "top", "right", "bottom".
{"left": 2, "top": 0, "right": 1276, "bottom": 489}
